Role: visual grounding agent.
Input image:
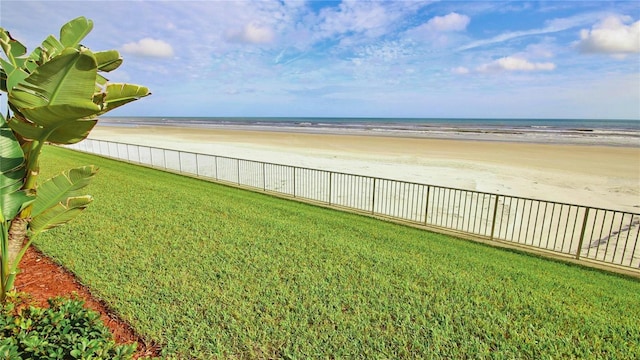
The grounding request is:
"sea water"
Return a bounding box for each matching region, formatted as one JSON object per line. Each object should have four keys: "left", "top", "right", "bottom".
{"left": 98, "top": 117, "right": 640, "bottom": 146}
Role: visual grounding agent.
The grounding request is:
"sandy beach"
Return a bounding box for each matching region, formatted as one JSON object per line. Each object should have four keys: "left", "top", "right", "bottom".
{"left": 89, "top": 124, "right": 640, "bottom": 213}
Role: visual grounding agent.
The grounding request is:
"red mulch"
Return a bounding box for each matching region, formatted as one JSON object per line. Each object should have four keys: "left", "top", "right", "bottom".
{"left": 13, "top": 246, "right": 161, "bottom": 358}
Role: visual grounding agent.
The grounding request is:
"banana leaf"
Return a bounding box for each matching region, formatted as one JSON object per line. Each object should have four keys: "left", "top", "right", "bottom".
{"left": 0, "top": 57, "right": 29, "bottom": 93}
{"left": 29, "top": 166, "right": 97, "bottom": 234}
{"left": 0, "top": 30, "right": 29, "bottom": 92}
{"left": 94, "top": 50, "right": 122, "bottom": 72}
{"left": 0, "top": 28, "right": 27, "bottom": 64}
{"left": 59, "top": 16, "right": 93, "bottom": 48}
{"left": 31, "top": 165, "right": 97, "bottom": 218}
{"left": 37, "top": 35, "right": 65, "bottom": 62}
{"left": 30, "top": 195, "right": 93, "bottom": 234}
{"left": 8, "top": 47, "right": 101, "bottom": 140}
{"left": 98, "top": 83, "right": 151, "bottom": 115}
{"left": 8, "top": 116, "right": 98, "bottom": 145}
{"left": 10, "top": 47, "right": 97, "bottom": 108}
{"left": 0, "top": 114, "right": 33, "bottom": 222}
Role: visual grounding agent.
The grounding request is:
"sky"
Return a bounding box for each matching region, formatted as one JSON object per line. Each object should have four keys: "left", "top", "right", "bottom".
{"left": 1, "top": 0, "right": 639, "bottom": 119}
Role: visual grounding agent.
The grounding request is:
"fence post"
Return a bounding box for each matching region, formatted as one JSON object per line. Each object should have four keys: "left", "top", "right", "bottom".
{"left": 490, "top": 194, "right": 500, "bottom": 240}
{"left": 163, "top": 149, "right": 167, "bottom": 169}
{"left": 576, "top": 208, "right": 590, "bottom": 260}
{"left": 293, "top": 167, "right": 296, "bottom": 198}
{"left": 263, "top": 162, "right": 266, "bottom": 191}
{"left": 236, "top": 159, "right": 240, "bottom": 184}
{"left": 195, "top": 154, "right": 200, "bottom": 176}
{"left": 214, "top": 156, "right": 218, "bottom": 180}
{"left": 371, "top": 178, "right": 377, "bottom": 214}
{"left": 424, "top": 186, "right": 431, "bottom": 225}
{"left": 328, "top": 172, "right": 332, "bottom": 204}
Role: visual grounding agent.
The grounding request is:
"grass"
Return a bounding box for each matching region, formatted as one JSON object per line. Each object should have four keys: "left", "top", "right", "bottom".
{"left": 32, "top": 146, "right": 640, "bottom": 359}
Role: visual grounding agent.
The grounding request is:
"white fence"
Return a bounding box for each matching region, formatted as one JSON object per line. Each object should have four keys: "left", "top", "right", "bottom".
{"left": 66, "top": 139, "right": 640, "bottom": 273}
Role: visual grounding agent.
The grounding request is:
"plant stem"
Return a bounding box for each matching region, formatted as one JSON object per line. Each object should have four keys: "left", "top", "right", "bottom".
{"left": 6, "top": 235, "right": 35, "bottom": 292}
{"left": 1, "top": 223, "right": 9, "bottom": 303}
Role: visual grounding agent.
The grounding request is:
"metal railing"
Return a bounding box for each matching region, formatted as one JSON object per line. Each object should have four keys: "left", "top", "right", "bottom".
{"left": 66, "top": 138, "right": 640, "bottom": 273}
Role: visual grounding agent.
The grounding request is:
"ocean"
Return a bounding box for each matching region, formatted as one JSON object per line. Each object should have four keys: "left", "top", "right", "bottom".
{"left": 99, "top": 117, "right": 640, "bottom": 147}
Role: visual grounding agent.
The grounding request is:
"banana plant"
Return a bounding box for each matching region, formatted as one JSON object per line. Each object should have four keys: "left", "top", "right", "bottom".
{"left": 0, "top": 17, "right": 150, "bottom": 302}
{"left": 0, "top": 113, "right": 33, "bottom": 303}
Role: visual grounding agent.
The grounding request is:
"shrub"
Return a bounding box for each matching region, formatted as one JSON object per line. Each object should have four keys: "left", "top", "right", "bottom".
{"left": 0, "top": 293, "right": 136, "bottom": 359}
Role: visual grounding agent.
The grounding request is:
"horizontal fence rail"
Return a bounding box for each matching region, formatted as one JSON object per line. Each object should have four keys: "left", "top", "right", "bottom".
{"left": 66, "top": 139, "right": 640, "bottom": 273}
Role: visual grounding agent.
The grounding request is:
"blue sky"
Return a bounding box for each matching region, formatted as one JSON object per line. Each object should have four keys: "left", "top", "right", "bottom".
{"left": 1, "top": 1, "right": 639, "bottom": 119}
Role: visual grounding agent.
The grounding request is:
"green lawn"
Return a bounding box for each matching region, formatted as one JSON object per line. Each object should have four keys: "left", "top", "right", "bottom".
{"left": 33, "top": 146, "right": 639, "bottom": 359}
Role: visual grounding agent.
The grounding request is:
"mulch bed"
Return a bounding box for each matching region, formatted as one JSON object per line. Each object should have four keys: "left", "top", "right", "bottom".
{"left": 13, "top": 246, "right": 161, "bottom": 358}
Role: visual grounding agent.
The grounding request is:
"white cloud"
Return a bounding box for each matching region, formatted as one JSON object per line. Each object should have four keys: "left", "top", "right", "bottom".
{"left": 477, "top": 56, "right": 556, "bottom": 72}
{"left": 312, "top": 1, "right": 425, "bottom": 44}
{"left": 404, "top": 12, "right": 470, "bottom": 45}
{"left": 121, "top": 38, "right": 174, "bottom": 58}
{"left": 315, "top": 1, "right": 393, "bottom": 39}
{"left": 458, "top": 12, "right": 603, "bottom": 51}
{"left": 355, "top": 41, "right": 411, "bottom": 62}
{"left": 520, "top": 42, "right": 555, "bottom": 59}
{"left": 576, "top": 15, "right": 640, "bottom": 54}
{"left": 227, "top": 23, "right": 275, "bottom": 44}
{"left": 424, "top": 12, "right": 470, "bottom": 32}
{"left": 451, "top": 66, "right": 470, "bottom": 74}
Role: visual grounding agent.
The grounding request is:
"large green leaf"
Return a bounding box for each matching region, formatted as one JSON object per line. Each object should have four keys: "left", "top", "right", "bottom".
{"left": 94, "top": 50, "right": 122, "bottom": 72}
{"left": 0, "top": 114, "right": 32, "bottom": 222}
{"left": 30, "top": 195, "right": 93, "bottom": 234}
{"left": 96, "top": 73, "right": 108, "bottom": 88}
{"left": 5, "top": 116, "right": 41, "bottom": 140}
{"left": 7, "top": 116, "right": 98, "bottom": 145}
{"left": 18, "top": 104, "right": 99, "bottom": 125}
{"left": 37, "top": 35, "right": 65, "bottom": 63}
{"left": 0, "top": 28, "right": 27, "bottom": 65}
{"left": 59, "top": 16, "right": 93, "bottom": 48}
{"left": 0, "top": 57, "right": 29, "bottom": 93}
{"left": 29, "top": 166, "right": 96, "bottom": 234}
{"left": 0, "top": 191, "right": 33, "bottom": 224}
{"left": 0, "top": 30, "right": 29, "bottom": 93}
{"left": 97, "top": 83, "right": 151, "bottom": 115}
{"left": 8, "top": 47, "right": 101, "bottom": 141}
{"left": 47, "top": 118, "right": 98, "bottom": 144}
{"left": 27, "top": 47, "right": 44, "bottom": 67}
{"left": 0, "top": 118, "right": 24, "bottom": 187}
{"left": 31, "top": 165, "right": 96, "bottom": 218}
{"left": 10, "top": 47, "right": 98, "bottom": 109}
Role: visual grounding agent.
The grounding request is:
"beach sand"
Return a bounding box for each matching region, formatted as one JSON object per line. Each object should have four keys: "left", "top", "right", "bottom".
{"left": 89, "top": 125, "right": 640, "bottom": 213}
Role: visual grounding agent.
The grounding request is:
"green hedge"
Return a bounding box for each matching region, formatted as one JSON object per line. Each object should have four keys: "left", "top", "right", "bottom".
{"left": 0, "top": 293, "right": 136, "bottom": 359}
